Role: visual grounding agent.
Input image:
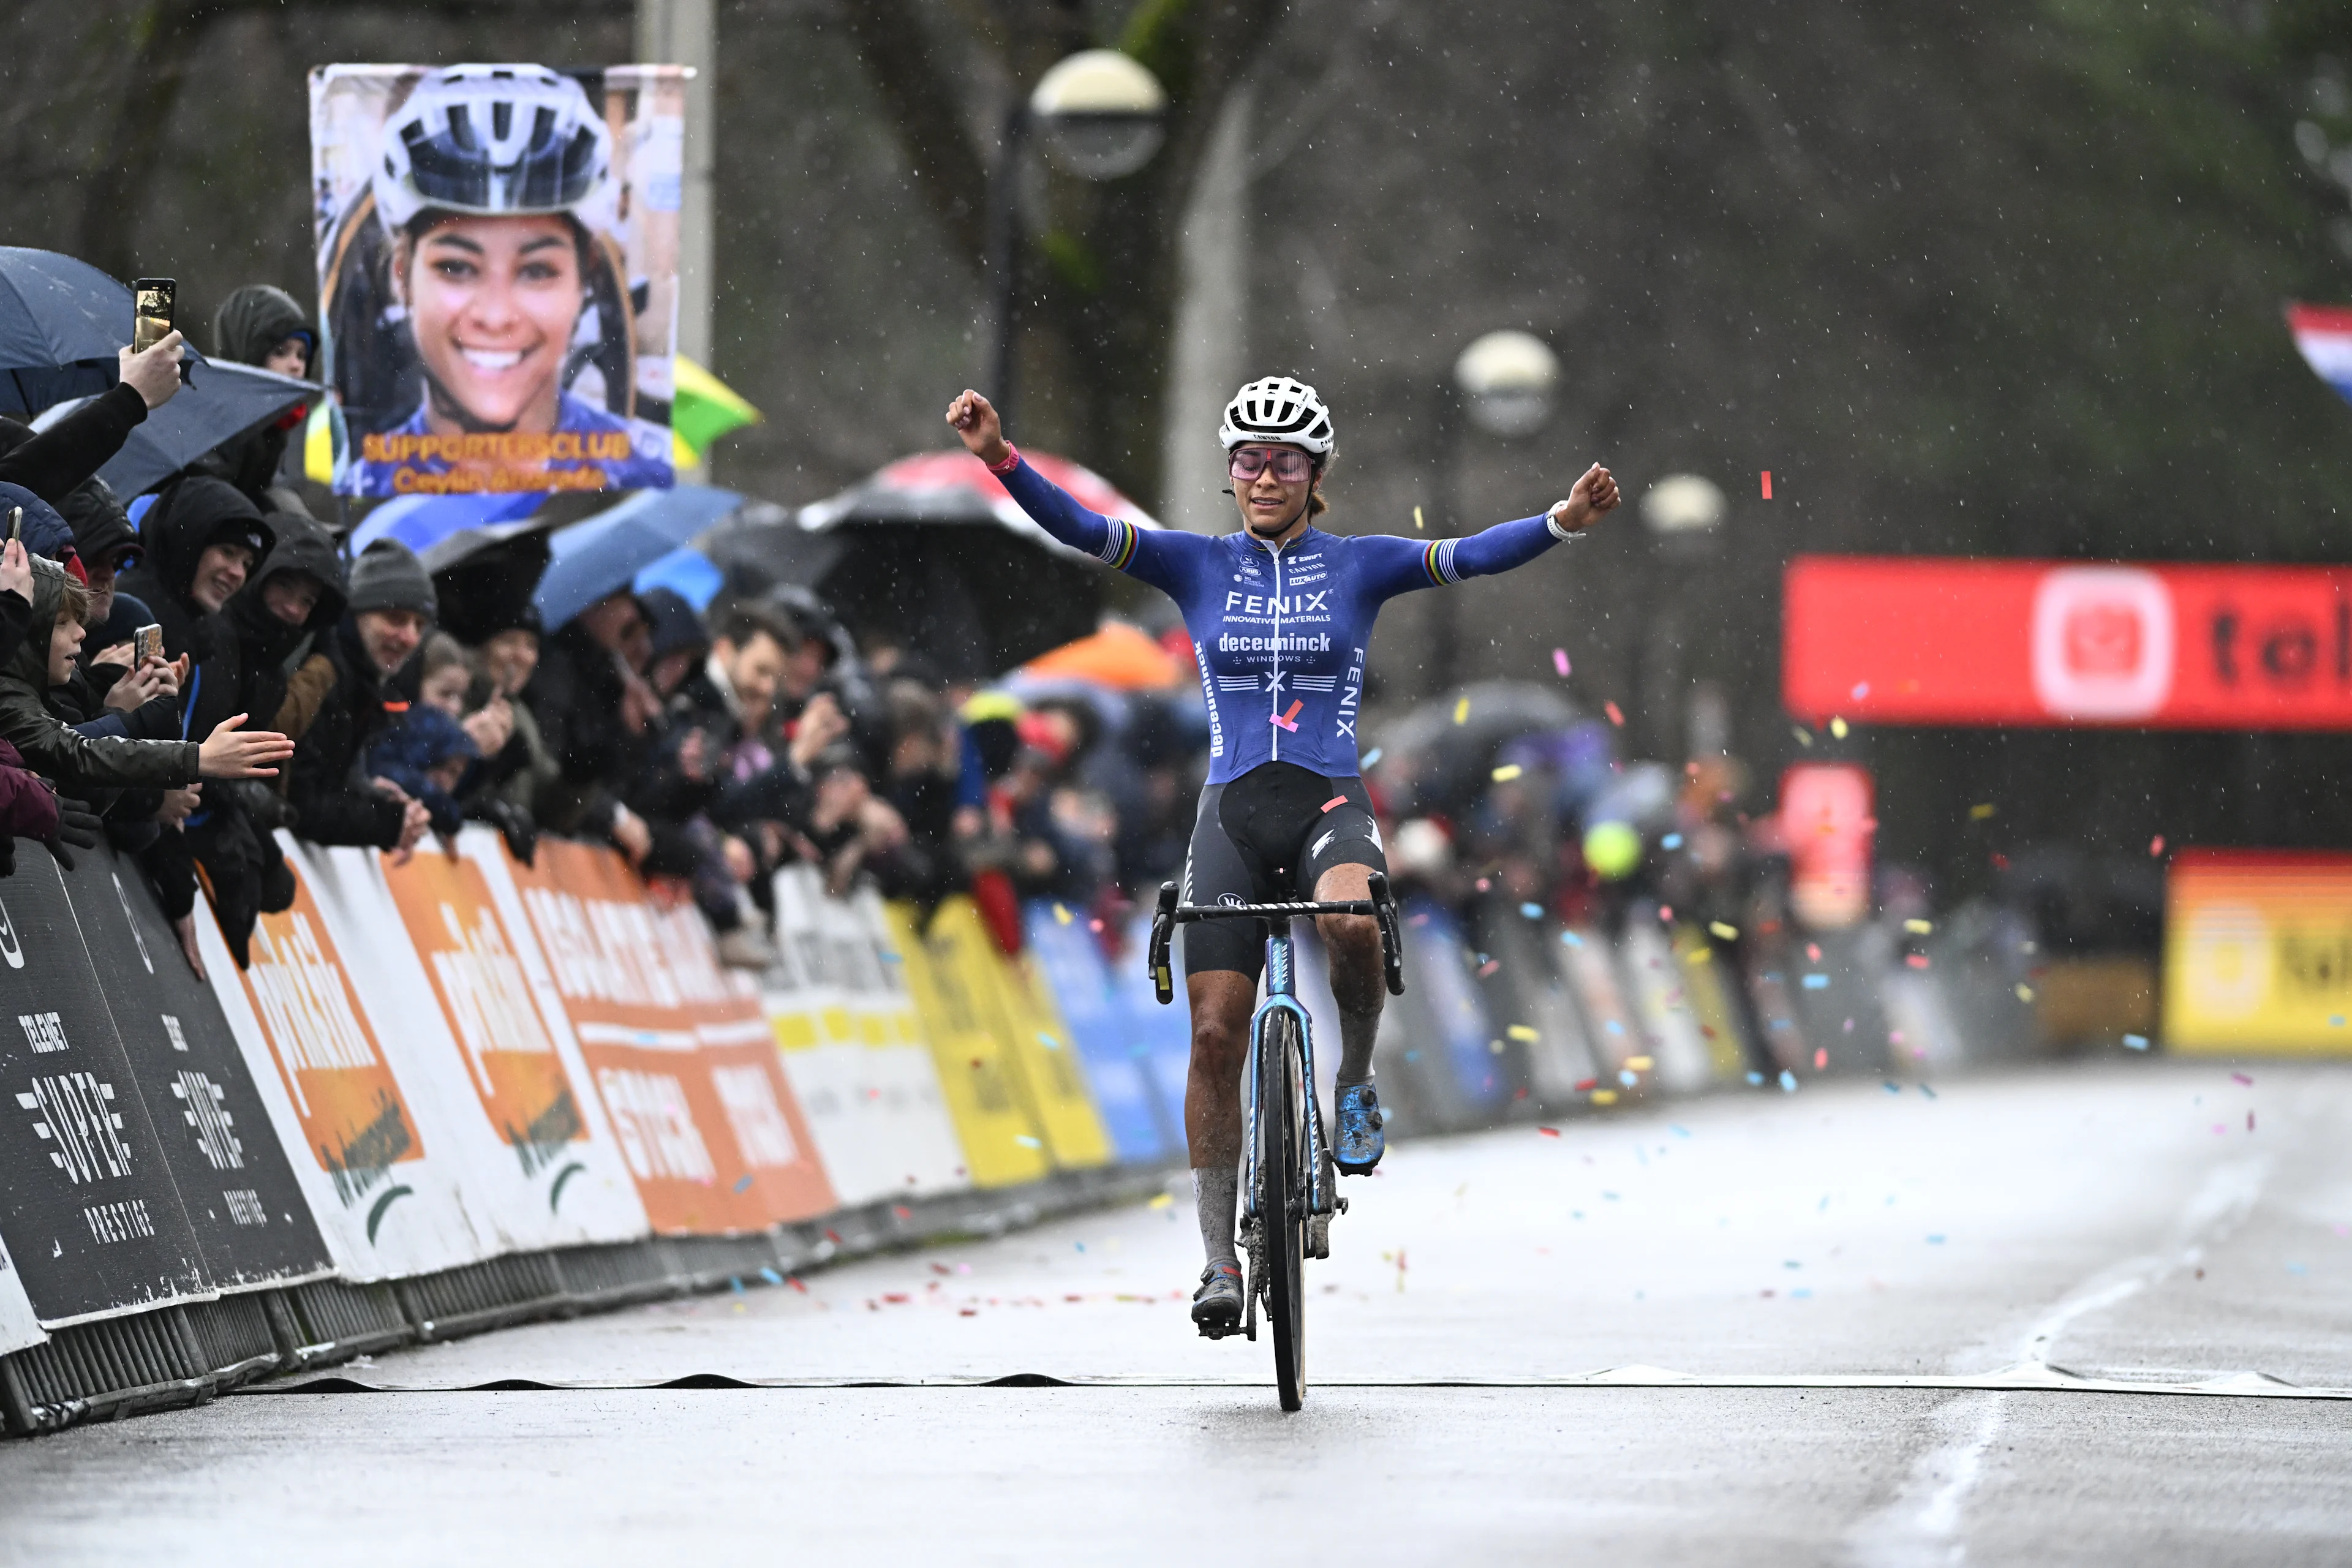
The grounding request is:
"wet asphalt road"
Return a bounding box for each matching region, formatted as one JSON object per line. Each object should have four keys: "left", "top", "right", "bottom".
{"left": 2, "top": 1058, "right": 2349, "bottom": 1566}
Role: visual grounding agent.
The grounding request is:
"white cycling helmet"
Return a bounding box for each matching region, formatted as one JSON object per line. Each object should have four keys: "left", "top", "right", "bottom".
{"left": 1219, "top": 375, "right": 1335, "bottom": 457}
{"left": 372, "top": 64, "right": 616, "bottom": 236}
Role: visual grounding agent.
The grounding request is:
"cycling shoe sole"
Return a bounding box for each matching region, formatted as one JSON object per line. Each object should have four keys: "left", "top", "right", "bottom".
{"left": 1192, "top": 1303, "right": 1243, "bottom": 1339}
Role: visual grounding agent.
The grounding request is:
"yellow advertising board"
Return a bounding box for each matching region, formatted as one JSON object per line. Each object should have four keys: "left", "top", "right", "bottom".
{"left": 935, "top": 902, "right": 1113, "bottom": 1171}
{"left": 885, "top": 899, "right": 1051, "bottom": 1187}
{"left": 2164, "top": 851, "right": 2352, "bottom": 1055}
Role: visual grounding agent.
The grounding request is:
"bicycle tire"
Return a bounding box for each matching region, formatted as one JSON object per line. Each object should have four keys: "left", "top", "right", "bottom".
{"left": 1257, "top": 1009, "right": 1308, "bottom": 1411}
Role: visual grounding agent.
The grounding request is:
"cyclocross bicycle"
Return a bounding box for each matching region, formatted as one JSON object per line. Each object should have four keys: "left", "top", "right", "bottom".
{"left": 1148, "top": 873, "right": 1405, "bottom": 1411}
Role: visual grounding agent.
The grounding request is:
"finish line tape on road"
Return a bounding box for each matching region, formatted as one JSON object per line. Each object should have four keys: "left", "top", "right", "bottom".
{"left": 243, "top": 1360, "right": 2352, "bottom": 1400}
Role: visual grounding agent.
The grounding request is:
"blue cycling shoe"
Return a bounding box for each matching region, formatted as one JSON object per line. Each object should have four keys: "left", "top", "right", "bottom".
{"left": 1333, "top": 1083, "right": 1385, "bottom": 1174}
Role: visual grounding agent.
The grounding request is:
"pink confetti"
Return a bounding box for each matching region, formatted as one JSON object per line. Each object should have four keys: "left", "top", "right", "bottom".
{"left": 1552, "top": 648, "right": 1570, "bottom": 677}
{"left": 1604, "top": 700, "right": 1624, "bottom": 727}
{"left": 1539, "top": 1126, "right": 1561, "bottom": 1137}
{"left": 1762, "top": 470, "right": 1774, "bottom": 499}
{"left": 2231, "top": 1072, "right": 2253, "bottom": 1086}
{"left": 2150, "top": 834, "right": 2166, "bottom": 857}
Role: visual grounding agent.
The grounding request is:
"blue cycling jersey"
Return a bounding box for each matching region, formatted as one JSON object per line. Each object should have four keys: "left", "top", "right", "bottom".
{"left": 998, "top": 456, "right": 1581, "bottom": 785}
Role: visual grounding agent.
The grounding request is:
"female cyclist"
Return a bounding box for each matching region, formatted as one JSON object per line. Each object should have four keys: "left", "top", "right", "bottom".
{"left": 948, "top": 377, "right": 1619, "bottom": 1336}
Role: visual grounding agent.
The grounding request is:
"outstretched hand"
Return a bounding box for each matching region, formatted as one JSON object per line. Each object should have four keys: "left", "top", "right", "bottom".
{"left": 945, "top": 390, "right": 1011, "bottom": 467}
{"left": 196, "top": 714, "right": 296, "bottom": 780}
{"left": 1548, "top": 464, "right": 1621, "bottom": 533}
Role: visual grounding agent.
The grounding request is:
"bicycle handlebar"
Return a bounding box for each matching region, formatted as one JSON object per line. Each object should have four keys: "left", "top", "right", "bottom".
{"left": 1147, "top": 873, "right": 1407, "bottom": 1006}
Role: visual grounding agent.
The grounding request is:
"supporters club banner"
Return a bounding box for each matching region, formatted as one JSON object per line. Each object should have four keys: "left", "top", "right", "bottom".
{"left": 311, "top": 63, "right": 684, "bottom": 497}
{"left": 2164, "top": 851, "right": 2352, "bottom": 1055}
{"left": 1783, "top": 557, "right": 2352, "bottom": 728}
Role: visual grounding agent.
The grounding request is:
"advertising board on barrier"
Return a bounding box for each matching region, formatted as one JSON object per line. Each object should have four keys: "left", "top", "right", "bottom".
{"left": 312, "top": 62, "right": 684, "bottom": 496}
{"left": 1785, "top": 556, "right": 2352, "bottom": 728}
{"left": 201, "top": 847, "right": 484, "bottom": 1281}
{"left": 888, "top": 899, "right": 1050, "bottom": 1188}
{"left": 0, "top": 1238, "right": 41, "bottom": 1354}
{"left": 844, "top": 887, "right": 968, "bottom": 1194}
{"left": 0, "top": 858, "right": 213, "bottom": 1325}
{"left": 942, "top": 900, "right": 1112, "bottom": 1173}
{"left": 2164, "top": 851, "right": 2352, "bottom": 1055}
{"left": 61, "top": 851, "right": 331, "bottom": 1292}
{"left": 1023, "top": 905, "right": 1174, "bottom": 1165}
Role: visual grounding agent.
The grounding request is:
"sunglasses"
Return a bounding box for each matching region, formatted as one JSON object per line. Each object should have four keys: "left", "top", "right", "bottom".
{"left": 1228, "top": 447, "right": 1315, "bottom": 484}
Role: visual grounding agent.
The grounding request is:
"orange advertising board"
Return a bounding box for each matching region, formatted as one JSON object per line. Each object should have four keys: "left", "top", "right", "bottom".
{"left": 506, "top": 839, "right": 833, "bottom": 1231}
{"left": 241, "top": 860, "right": 427, "bottom": 1209}
{"left": 380, "top": 849, "right": 586, "bottom": 1178}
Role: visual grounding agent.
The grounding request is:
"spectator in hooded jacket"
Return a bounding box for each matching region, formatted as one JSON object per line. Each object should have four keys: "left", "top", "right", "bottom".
{"left": 116, "top": 477, "right": 274, "bottom": 741}
{"left": 197, "top": 285, "right": 315, "bottom": 510}
{"left": 285, "top": 540, "right": 432, "bottom": 855}
{"left": 364, "top": 705, "right": 477, "bottom": 840}
{"left": 524, "top": 590, "right": 657, "bottom": 862}
{"left": 227, "top": 508, "right": 346, "bottom": 746}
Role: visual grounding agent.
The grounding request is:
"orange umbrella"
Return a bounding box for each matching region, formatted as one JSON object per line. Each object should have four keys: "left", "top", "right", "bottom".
{"left": 1019, "top": 620, "right": 1185, "bottom": 690}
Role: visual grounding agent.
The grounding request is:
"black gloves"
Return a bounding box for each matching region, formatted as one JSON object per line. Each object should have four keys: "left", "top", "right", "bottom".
{"left": 45, "top": 794, "right": 101, "bottom": 869}
{"left": 467, "top": 796, "right": 539, "bottom": 867}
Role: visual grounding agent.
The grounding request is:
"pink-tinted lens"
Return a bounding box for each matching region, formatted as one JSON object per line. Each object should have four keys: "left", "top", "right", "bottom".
{"left": 1229, "top": 448, "right": 1312, "bottom": 483}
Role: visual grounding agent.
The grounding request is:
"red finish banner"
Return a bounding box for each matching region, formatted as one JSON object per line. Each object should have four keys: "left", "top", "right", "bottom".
{"left": 1783, "top": 557, "right": 2352, "bottom": 728}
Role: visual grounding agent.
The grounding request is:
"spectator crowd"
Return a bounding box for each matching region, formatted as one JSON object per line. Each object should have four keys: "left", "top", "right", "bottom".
{"left": 0, "top": 281, "right": 1224, "bottom": 981}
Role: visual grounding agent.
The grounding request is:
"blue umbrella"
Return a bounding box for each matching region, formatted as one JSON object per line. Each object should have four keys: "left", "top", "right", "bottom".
{"left": 31, "top": 360, "right": 314, "bottom": 497}
{"left": 349, "top": 489, "right": 552, "bottom": 571}
{"left": 533, "top": 486, "right": 744, "bottom": 630}
{"left": 0, "top": 247, "right": 211, "bottom": 415}
{"left": 632, "top": 545, "right": 725, "bottom": 610}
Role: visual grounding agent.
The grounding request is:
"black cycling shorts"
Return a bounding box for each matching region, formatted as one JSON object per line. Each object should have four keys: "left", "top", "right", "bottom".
{"left": 1180, "top": 761, "right": 1387, "bottom": 980}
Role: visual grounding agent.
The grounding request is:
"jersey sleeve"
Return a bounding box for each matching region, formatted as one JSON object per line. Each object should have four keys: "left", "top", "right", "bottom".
{"left": 994, "top": 455, "right": 1209, "bottom": 597}
{"left": 1355, "top": 514, "right": 1577, "bottom": 601}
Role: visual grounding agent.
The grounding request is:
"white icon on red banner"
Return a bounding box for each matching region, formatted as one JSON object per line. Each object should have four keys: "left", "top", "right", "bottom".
{"left": 2030, "top": 567, "right": 2176, "bottom": 720}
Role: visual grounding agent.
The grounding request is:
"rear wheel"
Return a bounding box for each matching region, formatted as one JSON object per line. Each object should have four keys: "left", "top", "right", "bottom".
{"left": 1257, "top": 1011, "right": 1308, "bottom": 1411}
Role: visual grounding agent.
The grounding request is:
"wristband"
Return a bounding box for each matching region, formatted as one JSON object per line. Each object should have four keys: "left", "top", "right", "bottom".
{"left": 987, "top": 442, "right": 1022, "bottom": 475}
{"left": 1545, "top": 505, "right": 1585, "bottom": 541}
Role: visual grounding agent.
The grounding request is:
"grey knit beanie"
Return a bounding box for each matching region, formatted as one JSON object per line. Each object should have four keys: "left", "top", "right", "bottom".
{"left": 345, "top": 539, "right": 437, "bottom": 618}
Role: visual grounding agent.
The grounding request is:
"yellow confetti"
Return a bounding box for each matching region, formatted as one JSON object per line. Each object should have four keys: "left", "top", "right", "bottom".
{"left": 1683, "top": 946, "right": 1712, "bottom": 965}
{"left": 1970, "top": 803, "right": 1996, "bottom": 821}
{"left": 1148, "top": 1193, "right": 1174, "bottom": 1209}
{"left": 1591, "top": 1089, "right": 1619, "bottom": 1106}
{"left": 1413, "top": 505, "right": 1426, "bottom": 530}
{"left": 1792, "top": 726, "right": 1814, "bottom": 747}
{"left": 1904, "top": 918, "right": 1934, "bottom": 935}
{"left": 1626, "top": 1055, "right": 1654, "bottom": 1071}
{"left": 1453, "top": 697, "right": 1470, "bottom": 725}
{"left": 2015, "top": 983, "right": 2036, "bottom": 1003}
{"left": 1829, "top": 716, "right": 1849, "bottom": 739}
{"left": 1507, "top": 1024, "right": 1539, "bottom": 1042}
{"left": 1708, "top": 921, "right": 1740, "bottom": 941}
{"left": 1491, "top": 763, "right": 1524, "bottom": 782}
{"left": 1054, "top": 903, "right": 1072, "bottom": 924}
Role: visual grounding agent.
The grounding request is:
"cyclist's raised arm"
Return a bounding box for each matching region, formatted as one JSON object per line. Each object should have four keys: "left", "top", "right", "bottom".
{"left": 948, "top": 390, "right": 1208, "bottom": 595}
{"left": 1359, "top": 462, "right": 1620, "bottom": 600}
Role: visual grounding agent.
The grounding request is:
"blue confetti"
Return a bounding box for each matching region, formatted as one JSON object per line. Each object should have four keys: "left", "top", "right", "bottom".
{"left": 2287, "top": 1261, "right": 2309, "bottom": 1276}
{"left": 1670, "top": 1125, "right": 1691, "bottom": 1138}
{"left": 729, "top": 1276, "right": 745, "bottom": 1293}
{"left": 1883, "top": 1081, "right": 1902, "bottom": 1094}
{"left": 1605, "top": 1019, "right": 1625, "bottom": 1035}
{"left": 759, "top": 1267, "right": 783, "bottom": 1285}
{"left": 1619, "top": 1069, "right": 1638, "bottom": 1087}
{"left": 1802, "top": 973, "right": 1830, "bottom": 990}
{"left": 1791, "top": 1287, "right": 1814, "bottom": 1299}
{"left": 1746, "top": 1071, "right": 1765, "bottom": 1085}
{"left": 1661, "top": 833, "right": 1684, "bottom": 850}
{"left": 1778, "top": 1070, "right": 1798, "bottom": 1093}
{"left": 733, "top": 1174, "right": 754, "bottom": 1193}
{"left": 1038, "top": 1032, "right": 1060, "bottom": 1050}
{"left": 2124, "top": 1033, "right": 2150, "bottom": 1050}
{"left": 1361, "top": 748, "right": 1384, "bottom": 767}
{"left": 1920, "top": 1084, "right": 1937, "bottom": 1099}
{"left": 1404, "top": 1049, "right": 1422, "bottom": 1062}
{"left": 1560, "top": 930, "right": 1584, "bottom": 948}
{"left": 880, "top": 949, "right": 903, "bottom": 963}
{"left": 1926, "top": 1234, "right": 1947, "bottom": 1245}
{"left": 1520, "top": 902, "right": 1544, "bottom": 919}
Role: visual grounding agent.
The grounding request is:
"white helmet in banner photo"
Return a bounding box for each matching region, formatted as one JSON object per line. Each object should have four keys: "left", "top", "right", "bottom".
{"left": 312, "top": 62, "right": 683, "bottom": 498}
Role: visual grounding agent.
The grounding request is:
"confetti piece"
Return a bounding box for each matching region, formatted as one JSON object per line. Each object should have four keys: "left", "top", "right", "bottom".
{"left": 1685, "top": 946, "right": 1713, "bottom": 967}
{"left": 1850, "top": 680, "right": 1870, "bottom": 700}
{"left": 1779, "top": 1070, "right": 1798, "bottom": 1092}
{"left": 1904, "top": 918, "right": 1932, "bottom": 935}
{"left": 1920, "top": 1084, "right": 1937, "bottom": 1099}
{"left": 1574, "top": 1077, "right": 1599, "bottom": 1091}
{"left": 1814, "top": 1048, "right": 1828, "bottom": 1070}
{"left": 1561, "top": 930, "right": 1583, "bottom": 947}
{"left": 1492, "top": 763, "right": 1525, "bottom": 782}
{"left": 1793, "top": 725, "right": 1814, "bottom": 747}
{"left": 1906, "top": 954, "right": 1931, "bottom": 970}
{"left": 1014, "top": 1135, "right": 1042, "bottom": 1148}
{"left": 1829, "top": 717, "right": 1849, "bottom": 739}
{"left": 1054, "top": 903, "right": 1072, "bottom": 924}
{"left": 1520, "top": 901, "right": 1544, "bottom": 919}
{"left": 1659, "top": 905, "right": 1674, "bottom": 921}
{"left": 760, "top": 1267, "right": 783, "bottom": 1284}
{"left": 2015, "top": 983, "right": 2035, "bottom": 1003}
{"left": 1553, "top": 647, "right": 1571, "bottom": 676}
{"left": 1453, "top": 697, "right": 1470, "bottom": 724}
{"left": 1270, "top": 699, "right": 1303, "bottom": 731}
{"left": 2149, "top": 834, "right": 2166, "bottom": 856}
{"left": 1148, "top": 1192, "right": 1174, "bottom": 1209}
{"left": 1477, "top": 959, "right": 1500, "bottom": 977}
{"left": 1662, "top": 832, "right": 1684, "bottom": 849}
{"left": 1627, "top": 1055, "right": 1654, "bottom": 1071}
{"left": 2248, "top": 1110, "right": 2257, "bottom": 1131}
{"left": 2231, "top": 1072, "right": 2253, "bottom": 1085}
{"left": 1747, "top": 1071, "right": 1765, "bottom": 1085}
{"left": 1038, "top": 1032, "right": 1060, "bottom": 1050}
{"left": 1969, "top": 802, "right": 1996, "bottom": 821}
{"left": 1802, "top": 974, "right": 1829, "bottom": 989}
{"left": 1413, "top": 505, "right": 1426, "bottom": 530}
{"left": 1604, "top": 700, "right": 1625, "bottom": 726}
{"left": 1361, "top": 747, "right": 1383, "bottom": 767}
{"left": 1762, "top": 470, "right": 1773, "bottom": 499}
{"left": 1990, "top": 852, "right": 2009, "bottom": 870}
{"left": 733, "top": 1174, "right": 754, "bottom": 1193}
{"left": 1320, "top": 795, "right": 1348, "bottom": 813}
{"left": 2124, "top": 1033, "right": 2150, "bottom": 1049}
{"left": 1884, "top": 1081, "right": 1902, "bottom": 1095}
{"left": 1591, "top": 1089, "right": 1619, "bottom": 1106}
{"left": 1926, "top": 1234, "right": 1946, "bottom": 1245}
{"left": 1708, "top": 921, "right": 1740, "bottom": 941}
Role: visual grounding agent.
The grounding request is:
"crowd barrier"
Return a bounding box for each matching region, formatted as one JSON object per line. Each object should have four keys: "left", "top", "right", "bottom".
{"left": 0, "top": 832, "right": 2033, "bottom": 1435}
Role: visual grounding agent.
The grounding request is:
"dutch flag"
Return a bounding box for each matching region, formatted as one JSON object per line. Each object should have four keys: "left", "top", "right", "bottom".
{"left": 2287, "top": 302, "right": 2352, "bottom": 405}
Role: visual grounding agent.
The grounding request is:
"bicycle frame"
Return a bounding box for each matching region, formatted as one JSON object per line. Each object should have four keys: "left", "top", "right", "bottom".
{"left": 1242, "top": 918, "right": 1332, "bottom": 1225}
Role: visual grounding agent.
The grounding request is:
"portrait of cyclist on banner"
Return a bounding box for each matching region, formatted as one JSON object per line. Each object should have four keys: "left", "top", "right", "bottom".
{"left": 949, "top": 377, "right": 1619, "bottom": 1340}
{"left": 321, "top": 64, "right": 671, "bottom": 495}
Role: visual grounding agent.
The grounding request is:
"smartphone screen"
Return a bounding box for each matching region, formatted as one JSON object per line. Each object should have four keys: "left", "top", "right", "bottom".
{"left": 132, "top": 279, "right": 175, "bottom": 355}
{"left": 134, "top": 624, "right": 164, "bottom": 665}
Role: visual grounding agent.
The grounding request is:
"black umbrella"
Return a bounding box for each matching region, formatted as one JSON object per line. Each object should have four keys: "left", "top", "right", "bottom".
{"left": 30, "top": 360, "right": 313, "bottom": 497}
{"left": 0, "top": 247, "right": 213, "bottom": 416}
{"left": 1370, "top": 680, "right": 1585, "bottom": 809}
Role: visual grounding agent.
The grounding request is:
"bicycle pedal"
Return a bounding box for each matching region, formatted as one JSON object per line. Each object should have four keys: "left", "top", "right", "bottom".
{"left": 1306, "top": 1213, "right": 1332, "bottom": 1259}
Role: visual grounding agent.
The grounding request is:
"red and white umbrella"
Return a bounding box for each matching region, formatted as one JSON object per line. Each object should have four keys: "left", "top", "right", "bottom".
{"left": 795, "top": 448, "right": 1160, "bottom": 557}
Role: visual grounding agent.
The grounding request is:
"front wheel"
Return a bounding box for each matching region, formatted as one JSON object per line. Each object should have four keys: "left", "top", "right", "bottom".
{"left": 1257, "top": 1009, "right": 1308, "bottom": 1411}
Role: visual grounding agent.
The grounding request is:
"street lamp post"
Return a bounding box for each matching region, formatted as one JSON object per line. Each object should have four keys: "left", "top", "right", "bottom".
{"left": 986, "top": 49, "right": 1166, "bottom": 430}
{"left": 1430, "top": 330, "right": 1561, "bottom": 691}
{"left": 1637, "top": 473, "right": 1727, "bottom": 758}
